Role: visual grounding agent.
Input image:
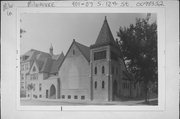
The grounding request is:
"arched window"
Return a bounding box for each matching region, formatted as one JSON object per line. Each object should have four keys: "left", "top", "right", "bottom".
{"left": 94, "top": 81, "right": 97, "bottom": 89}
{"left": 94, "top": 66, "right": 97, "bottom": 75}
{"left": 102, "top": 81, "right": 105, "bottom": 89}
{"left": 102, "top": 66, "right": 105, "bottom": 74}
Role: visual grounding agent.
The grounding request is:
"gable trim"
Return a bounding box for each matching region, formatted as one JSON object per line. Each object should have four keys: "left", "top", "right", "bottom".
{"left": 58, "top": 40, "right": 89, "bottom": 70}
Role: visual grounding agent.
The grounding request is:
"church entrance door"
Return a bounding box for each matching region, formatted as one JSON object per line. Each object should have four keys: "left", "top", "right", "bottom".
{"left": 50, "top": 84, "right": 56, "bottom": 99}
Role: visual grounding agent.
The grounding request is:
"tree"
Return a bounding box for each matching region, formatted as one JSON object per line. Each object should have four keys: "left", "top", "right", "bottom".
{"left": 27, "top": 83, "right": 34, "bottom": 99}
{"left": 117, "top": 14, "right": 157, "bottom": 102}
{"left": 20, "top": 28, "right": 26, "bottom": 38}
{"left": 20, "top": 19, "right": 26, "bottom": 38}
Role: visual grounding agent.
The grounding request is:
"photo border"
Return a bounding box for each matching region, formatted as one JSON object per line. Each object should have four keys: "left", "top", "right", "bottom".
{"left": 16, "top": 7, "right": 166, "bottom": 111}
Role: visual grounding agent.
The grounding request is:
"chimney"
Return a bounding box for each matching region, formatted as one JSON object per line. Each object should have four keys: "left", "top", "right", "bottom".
{"left": 50, "top": 43, "right": 53, "bottom": 56}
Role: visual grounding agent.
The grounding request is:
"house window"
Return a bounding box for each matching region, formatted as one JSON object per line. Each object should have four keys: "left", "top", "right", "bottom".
{"left": 102, "top": 81, "right": 105, "bottom": 89}
{"left": 94, "top": 50, "right": 106, "bottom": 60}
{"left": 94, "top": 67, "right": 97, "bottom": 75}
{"left": 31, "top": 73, "right": 38, "bottom": 80}
{"left": 33, "top": 84, "right": 35, "bottom": 91}
{"left": 33, "top": 95, "right": 37, "bottom": 98}
{"left": 62, "top": 95, "right": 65, "bottom": 99}
{"left": 39, "top": 84, "right": 42, "bottom": 91}
{"left": 21, "top": 82, "right": 24, "bottom": 89}
{"left": 81, "top": 96, "right": 85, "bottom": 100}
{"left": 25, "top": 64, "right": 29, "bottom": 70}
{"left": 102, "top": 66, "right": 105, "bottom": 74}
{"left": 94, "top": 81, "right": 97, "bottom": 89}
{"left": 21, "top": 74, "right": 24, "bottom": 80}
{"left": 68, "top": 95, "right": 71, "bottom": 99}
{"left": 39, "top": 95, "right": 42, "bottom": 98}
{"left": 74, "top": 95, "right": 78, "bottom": 99}
{"left": 21, "top": 64, "right": 24, "bottom": 71}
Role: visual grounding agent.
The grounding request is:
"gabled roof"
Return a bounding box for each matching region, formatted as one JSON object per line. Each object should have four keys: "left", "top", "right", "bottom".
{"left": 20, "top": 49, "right": 40, "bottom": 62}
{"left": 75, "top": 41, "right": 90, "bottom": 62}
{"left": 58, "top": 40, "right": 90, "bottom": 70}
{"left": 91, "top": 16, "right": 116, "bottom": 48}
{"left": 50, "top": 52, "right": 64, "bottom": 74}
{"left": 36, "top": 52, "right": 64, "bottom": 74}
{"left": 21, "top": 48, "right": 65, "bottom": 75}
{"left": 34, "top": 52, "right": 52, "bottom": 72}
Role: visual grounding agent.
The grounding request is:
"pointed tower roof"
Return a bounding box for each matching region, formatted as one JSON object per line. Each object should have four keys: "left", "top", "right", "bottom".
{"left": 91, "top": 16, "right": 116, "bottom": 49}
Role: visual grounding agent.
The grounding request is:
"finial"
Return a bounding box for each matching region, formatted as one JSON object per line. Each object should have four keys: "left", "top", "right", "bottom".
{"left": 50, "top": 43, "right": 53, "bottom": 49}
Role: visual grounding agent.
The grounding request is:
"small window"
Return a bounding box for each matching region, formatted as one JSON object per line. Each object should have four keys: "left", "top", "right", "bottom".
{"left": 94, "top": 67, "right": 97, "bottom": 75}
{"left": 33, "top": 66, "right": 36, "bottom": 72}
{"left": 94, "top": 81, "right": 97, "bottom": 89}
{"left": 28, "top": 94, "right": 30, "bottom": 97}
{"left": 102, "top": 81, "right": 105, "bottom": 89}
{"left": 62, "top": 95, "right": 65, "bottom": 99}
{"left": 39, "top": 95, "right": 42, "bottom": 98}
{"left": 81, "top": 96, "right": 85, "bottom": 100}
{"left": 74, "top": 95, "right": 78, "bottom": 99}
{"left": 73, "top": 50, "right": 75, "bottom": 55}
{"left": 102, "top": 66, "right": 105, "bottom": 74}
{"left": 68, "top": 95, "right": 71, "bottom": 99}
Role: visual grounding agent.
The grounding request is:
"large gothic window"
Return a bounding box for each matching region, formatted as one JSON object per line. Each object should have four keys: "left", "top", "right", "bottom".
{"left": 94, "top": 50, "right": 106, "bottom": 60}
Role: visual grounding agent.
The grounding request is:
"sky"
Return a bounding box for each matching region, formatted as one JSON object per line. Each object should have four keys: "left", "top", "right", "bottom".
{"left": 20, "top": 13, "right": 156, "bottom": 55}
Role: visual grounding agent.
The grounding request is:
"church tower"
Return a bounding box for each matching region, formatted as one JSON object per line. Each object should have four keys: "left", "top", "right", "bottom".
{"left": 90, "top": 16, "right": 122, "bottom": 101}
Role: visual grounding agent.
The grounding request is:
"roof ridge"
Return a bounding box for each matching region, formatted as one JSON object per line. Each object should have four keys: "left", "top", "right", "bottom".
{"left": 74, "top": 40, "right": 90, "bottom": 62}
{"left": 75, "top": 41, "right": 89, "bottom": 48}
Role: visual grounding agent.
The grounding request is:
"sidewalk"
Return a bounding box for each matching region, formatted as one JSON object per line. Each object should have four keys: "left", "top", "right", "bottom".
{"left": 20, "top": 98, "right": 158, "bottom": 106}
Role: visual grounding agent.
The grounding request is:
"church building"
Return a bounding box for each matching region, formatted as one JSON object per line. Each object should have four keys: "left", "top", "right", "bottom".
{"left": 20, "top": 17, "right": 144, "bottom": 102}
